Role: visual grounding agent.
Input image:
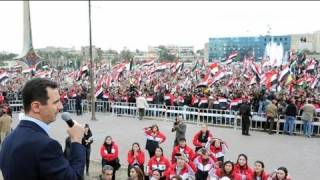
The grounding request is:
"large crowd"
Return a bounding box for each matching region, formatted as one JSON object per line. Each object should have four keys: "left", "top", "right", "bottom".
{"left": 0, "top": 51, "right": 319, "bottom": 179}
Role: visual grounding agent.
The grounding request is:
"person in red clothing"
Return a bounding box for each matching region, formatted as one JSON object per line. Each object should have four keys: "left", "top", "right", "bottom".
{"left": 168, "top": 153, "right": 196, "bottom": 180}
{"left": 207, "top": 138, "right": 229, "bottom": 166}
{"left": 193, "top": 148, "right": 218, "bottom": 180}
{"left": 270, "top": 167, "right": 291, "bottom": 180}
{"left": 192, "top": 124, "right": 213, "bottom": 152}
{"left": 127, "top": 142, "right": 145, "bottom": 177}
{"left": 234, "top": 154, "right": 253, "bottom": 180}
{"left": 147, "top": 147, "right": 171, "bottom": 180}
{"left": 144, "top": 124, "right": 166, "bottom": 158}
{"left": 171, "top": 137, "right": 195, "bottom": 163}
{"left": 100, "top": 136, "right": 120, "bottom": 180}
{"left": 215, "top": 160, "right": 241, "bottom": 180}
{"left": 252, "top": 161, "right": 269, "bottom": 180}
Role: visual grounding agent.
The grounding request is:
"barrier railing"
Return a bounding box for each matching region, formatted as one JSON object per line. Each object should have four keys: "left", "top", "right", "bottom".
{"left": 7, "top": 100, "right": 320, "bottom": 136}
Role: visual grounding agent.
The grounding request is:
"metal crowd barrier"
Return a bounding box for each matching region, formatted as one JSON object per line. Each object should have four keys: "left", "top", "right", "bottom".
{"left": 7, "top": 100, "right": 320, "bottom": 136}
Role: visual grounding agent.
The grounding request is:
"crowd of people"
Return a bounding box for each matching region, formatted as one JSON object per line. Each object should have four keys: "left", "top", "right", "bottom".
{"left": 0, "top": 51, "right": 319, "bottom": 179}
{"left": 64, "top": 115, "right": 292, "bottom": 180}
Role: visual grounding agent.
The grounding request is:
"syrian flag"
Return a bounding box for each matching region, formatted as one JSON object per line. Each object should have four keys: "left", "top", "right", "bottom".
{"left": 192, "top": 60, "right": 199, "bottom": 72}
{"left": 196, "top": 76, "right": 213, "bottom": 88}
{"left": 230, "top": 98, "right": 242, "bottom": 110}
{"left": 306, "top": 59, "right": 317, "bottom": 72}
{"left": 22, "top": 66, "right": 36, "bottom": 74}
{"left": 311, "top": 76, "right": 318, "bottom": 89}
{"left": 211, "top": 70, "right": 226, "bottom": 85}
{"left": 0, "top": 72, "right": 9, "bottom": 82}
{"left": 226, "top": 51, "right": 239, "bottom": 60}
{"left": 278, "top": 65, "right": 290, "bottom": 82}
{"left": 209, "top": 63, "right": 219, "bottom": 74}
{"left": 153, "top": 62, "right": 170, "bottom": 72}
{"left": 142, "top": 60, "right": 154, "bottom": 66}
{"left": 77, "top": 65, "right": 89, "bottom": 81}
{"left": 35, "top": 71, "right": 51, "bottom": 78}
{"left": 95, "top": 76, "right": 105, "bottom": 97}
{"left": 260, "top": 70, "right": 278, "bottom": 89}
{"left": 251, "top": 62, "right": 262, "bottom": 78}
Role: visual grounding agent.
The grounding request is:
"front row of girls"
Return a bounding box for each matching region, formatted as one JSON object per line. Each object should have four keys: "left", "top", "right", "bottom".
{"left": 100, "top": 124, "right": 291, "bottom": 180}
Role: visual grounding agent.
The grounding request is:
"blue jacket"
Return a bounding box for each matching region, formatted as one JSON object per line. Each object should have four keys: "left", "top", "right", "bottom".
{"left": 0, "top": 120, "right": 85, "bottom": 180}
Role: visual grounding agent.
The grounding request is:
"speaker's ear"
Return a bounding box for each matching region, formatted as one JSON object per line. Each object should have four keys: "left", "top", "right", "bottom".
{"left": 31, "top": 101, "right": 41, "bottom": 113}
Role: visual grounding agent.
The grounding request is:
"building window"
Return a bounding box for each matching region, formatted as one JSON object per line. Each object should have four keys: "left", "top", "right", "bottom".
{"left": 285, "top": 38, "right": 287, "bottom": 41}
{"left": 280, "top": 38, "right": 282, "bottom": 41}
{"left": 274, "top": 38, "right": 277, "bottom": 41}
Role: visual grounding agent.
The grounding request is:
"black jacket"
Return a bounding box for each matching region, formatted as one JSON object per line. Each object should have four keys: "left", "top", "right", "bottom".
{"left": 285, "top": 103, "right": 298, "bottom": 117}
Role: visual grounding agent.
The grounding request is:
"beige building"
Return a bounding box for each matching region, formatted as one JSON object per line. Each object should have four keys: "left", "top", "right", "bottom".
{"left": 290, "top": 31, "right": 320, "bottom": 53}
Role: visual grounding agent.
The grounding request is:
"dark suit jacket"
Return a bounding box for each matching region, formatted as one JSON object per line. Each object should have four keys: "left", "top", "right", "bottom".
{"left": 0, "top": 120, "right": 85, "bottom": 180}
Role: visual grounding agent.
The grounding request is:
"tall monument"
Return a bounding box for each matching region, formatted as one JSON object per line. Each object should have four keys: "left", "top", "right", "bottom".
{"left": 14, "top": 1, "right": 42, "bottom": 67}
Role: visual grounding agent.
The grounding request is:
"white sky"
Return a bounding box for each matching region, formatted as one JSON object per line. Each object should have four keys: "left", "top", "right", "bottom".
{"left": 1, "top": 1, "right": 320, "bottom": 54}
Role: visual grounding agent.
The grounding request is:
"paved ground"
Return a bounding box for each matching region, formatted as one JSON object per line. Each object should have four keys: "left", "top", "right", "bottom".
{"left": 2, "top": 112, "right": 320, "bottom": 179}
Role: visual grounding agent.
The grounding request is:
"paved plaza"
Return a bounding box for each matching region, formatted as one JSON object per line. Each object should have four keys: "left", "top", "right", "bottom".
{"left": 2, "top": 112, "right": 320, "bottom": 179}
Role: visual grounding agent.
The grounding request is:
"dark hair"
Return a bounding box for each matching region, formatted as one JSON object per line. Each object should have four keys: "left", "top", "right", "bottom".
{"left": 131, "top": 142, "right": 141, "bottom": 156}
{"left": 255, "top": 160, "right": 264, "bottom": 168}
{"left": 103, "top": 136, "right": 113, "bottom": 147}
{"left": 237, "top": 154, "right": 248, "bottom": 167}
{"left": 22, "top": 78, "right": 58, "bottom": 113}
{"left": 277, "top": 166, "right": 288, "bottom": 179}
{"left": 221, "top": 160, "right": 234, "bottom": 178}
{"left": 170, "top": 175, "right": 183, "bottom": 180}
{"left": 150, "top": 124, "right": 159, "bottom": 132}
{"left": 129, "top": 166, "right": 144, "bottom": 180}
{"left": 155, "top": 147, "right": 163, "bottom": 155}
{"left": 178, "top": 137, "right": 186, "bottom": 142}
{"left": 253, "top": 161, "right": 265, "bottom": 179}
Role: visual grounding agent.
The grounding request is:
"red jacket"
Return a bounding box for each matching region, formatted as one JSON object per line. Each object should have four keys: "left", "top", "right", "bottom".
{"left": 100, "top": 142, "right": 119, "bottom": 161}
{"left": 252, "top": 171, "right": 269, "bottom": 180}
{"left": 147, "top": 156, "right": 171, "bottom": 177}
{"left": 127, "top": 150, "right": 145, "bottom": 166}
{"left": 168, "top": 162, "right": 196, "bottom": 180}
{"left": 171, "top": 145, "right": 196, "bottom": 163}
{"left": 193, "top": 155, "right": 217, "bottom": 172}
{"left": 164, "top": 93, "right": 174, "bottom": 106}
{"left": 144, "top": 128, "right": 166, "bottom": 143}
{"left": 209, "top": 142, "right": 229, "bottom": 159}
{"left": 215, "top": 168, "right": 241, "bottom": 180}
{"left": 192, "top": 131, "right": 213, "bottom": 148}
{"left": 234, "top": 164, "right": 254, "bottom": 180}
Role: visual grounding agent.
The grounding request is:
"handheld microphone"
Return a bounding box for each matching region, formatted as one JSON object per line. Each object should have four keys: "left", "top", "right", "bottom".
{"left": 61, "top": 112, "right": 74, "bottom": 127}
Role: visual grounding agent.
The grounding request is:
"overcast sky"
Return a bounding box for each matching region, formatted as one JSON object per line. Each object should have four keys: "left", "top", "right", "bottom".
{"left": 1, "top": 1, "right": 320, "bottom": 54}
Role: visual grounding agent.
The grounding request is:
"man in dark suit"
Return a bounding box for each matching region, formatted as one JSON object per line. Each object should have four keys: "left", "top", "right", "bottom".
{"left": 239, "top": 98, "right": 252, "bottom": 136}
{"left": 0, "top": 78, "right": 86, "bottom": 180}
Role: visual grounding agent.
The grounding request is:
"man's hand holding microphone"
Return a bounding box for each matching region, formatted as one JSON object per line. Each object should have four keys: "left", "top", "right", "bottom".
{"left": 62, "top": 112, "right": 85, "bottom": 143}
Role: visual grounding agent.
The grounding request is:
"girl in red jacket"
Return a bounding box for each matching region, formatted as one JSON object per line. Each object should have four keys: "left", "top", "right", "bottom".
{"left": 144, "top": 124, "right": 166, "bottom": 158}
{"left": 207, "top": 138, "right": 229, "bottom": 166}
{"left": 252, "top": 161, "right": 269, "bottom": 180}
{"left": 193, "top": 148, "right": 218, "bottom": 180}
{"left": 215, "top": 160, "right": 241, "bottom": 180}
{"left": 100, "top": 136, "right": 120, "bottom": 180}
{"left": 192, "top": 124, "right": 213, "bottom": 152}
{"left": 171, "top": 137, "right": 195, "bottom": 163}
{"left": 168, "top": 153, "right": 196, "bottom": 180}
{"left": 127, "top": 142, "right": 145, "bottom": 177}
{"left": 271, "top": 167, "right": 291, "bottom": 180}
{"left": 147, "top": 147, "right": 171, "bottom": 180}
{"left": 234, "top": 154, "right": 253, "bottom": 180}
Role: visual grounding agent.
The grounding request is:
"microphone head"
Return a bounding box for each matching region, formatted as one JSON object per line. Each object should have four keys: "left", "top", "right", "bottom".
{"left": 61, "top": 112, "right": 72, "bottom": 122}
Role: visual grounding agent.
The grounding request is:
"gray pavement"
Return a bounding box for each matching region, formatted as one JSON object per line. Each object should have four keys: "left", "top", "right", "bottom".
{"left": 4, "top": 112, "right": 320, "bottom": 179}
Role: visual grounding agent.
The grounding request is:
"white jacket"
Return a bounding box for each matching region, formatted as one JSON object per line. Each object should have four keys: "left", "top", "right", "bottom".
{"left": 136, "top": 96, "right": 149, "bottom": 109}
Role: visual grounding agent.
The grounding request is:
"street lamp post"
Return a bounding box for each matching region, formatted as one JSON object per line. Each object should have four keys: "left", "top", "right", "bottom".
{"left": 89, "top": 0, "right": 96, "bottom": 120}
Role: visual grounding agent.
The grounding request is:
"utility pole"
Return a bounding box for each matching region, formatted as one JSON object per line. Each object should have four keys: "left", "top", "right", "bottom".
{"left": 89, "top": 0, "right": 96, "bottom": 120}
